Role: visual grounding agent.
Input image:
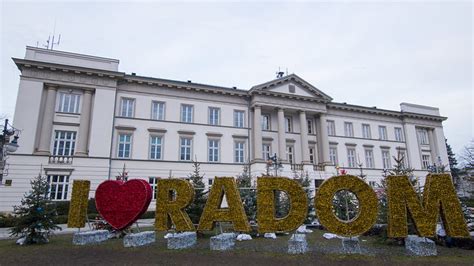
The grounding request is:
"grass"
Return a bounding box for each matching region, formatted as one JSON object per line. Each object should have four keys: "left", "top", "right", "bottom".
{"left": 0, "top": 228, "right": 473, "bottom": 265}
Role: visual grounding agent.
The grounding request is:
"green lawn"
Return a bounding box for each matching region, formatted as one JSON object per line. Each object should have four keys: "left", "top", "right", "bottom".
{"left": 1, "top": 229, "right": 472, "bottom": 265}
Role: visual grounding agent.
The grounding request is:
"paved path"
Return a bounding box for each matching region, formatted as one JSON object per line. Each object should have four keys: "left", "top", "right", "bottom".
{"left": 0, "top": 219, "right": 155, "bottom": 240}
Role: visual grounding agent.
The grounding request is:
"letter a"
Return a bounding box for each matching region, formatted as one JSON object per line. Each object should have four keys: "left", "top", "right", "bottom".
{"left": 198, "top": 177, "right": 250, "bottom": 232}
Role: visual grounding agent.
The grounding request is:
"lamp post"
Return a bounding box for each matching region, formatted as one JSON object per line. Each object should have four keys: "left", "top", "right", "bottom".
{"left": 267, "top": 153, "right": 283, "bottom": 177}
{"left": 1, "top": 119, "right": 20, "bottom": 184}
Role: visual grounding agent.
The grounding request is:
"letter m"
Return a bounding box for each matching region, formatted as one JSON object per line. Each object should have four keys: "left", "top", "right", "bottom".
{"left": 387, "top": 174, "right": 469, "bottom": 238}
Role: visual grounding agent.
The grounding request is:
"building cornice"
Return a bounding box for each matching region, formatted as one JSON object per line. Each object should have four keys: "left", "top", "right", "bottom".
{"left": 13, "top": 58, "right": 125, "bottom": 79}
{"left": 122, "top": 74, "right": 249, "bottom": 98}
{"left": 327, "top": 102, "right": 447, "bottom": 122}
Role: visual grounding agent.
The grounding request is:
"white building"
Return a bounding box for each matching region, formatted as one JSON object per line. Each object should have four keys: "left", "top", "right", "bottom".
{"left": 0, "top": 47, "right": 449, "bottom": 212}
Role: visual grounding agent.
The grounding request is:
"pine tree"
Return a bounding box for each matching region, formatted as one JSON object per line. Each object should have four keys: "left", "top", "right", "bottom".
{"left": 185, "top": 160, "right": 208, "bottom": 224}
{"left": 236, "top": 165, "right": 257, "bottom": 221}
{"left": 446, "top": 139, "right": 461, "bottom": 187}
{"left": 10, "top": 174, "right": 61, "bottom": 244}
{"left": 294, "top": 171, "right": 315, "bottom": 223}
{"left": 332, "top": 168, "right": 359, "bottom": 222}
{"left": 377, "top": 151, "right": 415, "bottom": 224}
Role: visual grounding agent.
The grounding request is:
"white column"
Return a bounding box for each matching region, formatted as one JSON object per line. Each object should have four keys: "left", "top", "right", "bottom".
{"left": 253, "top": 105, "right": 262, "bottom": 161}
{"left": 75, "top": 90, "right": 93, "bottom": 157}
{"left": 428, "top": 129, "right": 440, "bottom": 163}
{"left": 277, "top": 108, "right": 286, "bottom": 162}
{"left": 299, "top": 111, "right": 310, "bottom": 163}
{"left": 317, "top": 114, "right": 330, "bottom": 164}
{"left": 403, "top": 123, "right": 421, "bottom": 170}
{"left": 36, "top": 84, "right": 58, "bottom": 155}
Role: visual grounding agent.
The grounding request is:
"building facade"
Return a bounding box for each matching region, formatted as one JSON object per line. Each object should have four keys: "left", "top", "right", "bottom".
{"left": 0, "top": 47, "right": 449, "bottom": 212}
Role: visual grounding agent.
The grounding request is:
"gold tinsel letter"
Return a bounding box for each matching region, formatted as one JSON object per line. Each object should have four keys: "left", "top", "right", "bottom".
{"left": 67, "top": 180, "right": 90, "bottom": 228}
{"left": 257, "top": 177, "right": 308, "bottom": 233}
{"left": 315, "top": 175, "right": 378, "bottom": 237}
{"left": 197, "top": 177, "right": 250, "bottom": 232}
{"left": 387, "top": 174, "right": 469, "bottom": 238}
{"left": 155, "top": 179, "right": 195, "bottom": 231}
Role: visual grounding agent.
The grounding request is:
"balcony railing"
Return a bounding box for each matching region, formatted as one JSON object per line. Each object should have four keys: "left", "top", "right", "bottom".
{"left": 313, "top": 164, "right": 325, "bottom": 171}
{"left": 290, "top": 163, "right": 304, "bottom": 171}
{"left": 49, "top": 155, "right": 73, "bottom": 164}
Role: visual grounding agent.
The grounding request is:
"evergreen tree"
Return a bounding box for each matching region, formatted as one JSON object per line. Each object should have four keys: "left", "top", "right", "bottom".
{"left": 377, "top": 151, "right": 415, "bottom": 224}
{"left": 185, "top": 160, "right": 208, "bottom": 224}
{"left": 236, "top": 165, "right": 257, "bottom": 221}
{"left": 294, "top": 171, "right": 315, "bottom": 223}
{"left": 446, "top": 139, "right": 461, "bottom": 187}
{"left": 10, "top": 174, "right": 61, "bottom": 244}
{"left": 331, "top": 168, "right": 359, "bottom": 222}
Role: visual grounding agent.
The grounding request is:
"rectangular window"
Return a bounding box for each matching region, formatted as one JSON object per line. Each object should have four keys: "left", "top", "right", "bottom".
{"left": 234, "top": 110, "right": 245, "bottom": 128}
{"left": 382, "top": 150, "right": 391, "bottom": 169}
{"left": 151, "top": 101, "right": 165, "bottom": 120}
{"left": 379, "top": 126, "right": 388, "bottom": 140}
{"left": 148, "top": 177, "right": 158, "bottom": 200}
{"left": 422, "top": 154, "right": 431, "bottom": 169}
{"left": 347, "top": 148, "right": 356, "bottom": 168}
{"left": 120, "top": 98, "right": 135, "bottom": 117}
{"left": 149, "top": 136, "right": 162, "bottom": 160}
{"left": 285, "top": 117, "right": 293, "bottom": 133}
{"left": 58, "top": 92, "right": 80, "bottom": 113}
{"left": 262, "top": 144, "right": 271, "bottom": 160}
{"left": 208, "top": 178, "right": 213, "bottom": 186}
{"left": 309, "top": 147, "right": 315, "bottom": 164}
{"left": 261, "top": 114, "right": 271, "bottom": 130}
{"left": 208, "top": 139, "right": 219, "bottom": 162}
{"left": 181, "top": 104, "right": 193, "bottom": 123}
{"left": 365, "top": 149, "right": 374, "bottom": 168}
{"left": 307, "top": 119, "right": 314, "bottom": 134}
{"left": 180, "top": 137, "right": 192, "bottom": 161}
{"left": 362, "top": 124, "right": 371, "bottom": 139}
{"left": 417, "top": 128, "right": 429, "bottom": 145}
{"left": 118, "top": 133, "right": 132, "bottom": 158}
{"left": 47, "top": 175, "right": 69, "bottom": 200}
{"left": 53, "top": 131, "right": 76, "bottom": 156}
{"left": 327, "top": 120, "right": 336, "bottom": 136}
{"left": 394, "top": 127, "right": 404, "bottom": 142}
{"left": 209, "top": 107, "right": 220, "bottom": 125}
{"left": 286, "top": 145, "right": 294, "bottom": 164}
{"left": 329, "top": 146, "right": 338, "bottom": 165}
{"left": 344, "top": 122, "right": 354, "bottom": 137}
{"left": 234, "top": 141, "right": 245, "bottom": 163}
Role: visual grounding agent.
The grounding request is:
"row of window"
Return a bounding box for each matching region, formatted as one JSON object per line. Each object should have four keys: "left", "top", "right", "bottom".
{"left": 117, "top": 133, "right": 247, "bottom": 163}
{"left": 51, "top": 129, "right": 433, "bottom": 170}
{"left": 56, "top": 92, "right": 432, "bottom": 148}
{"left": 328, "top": 146, "right": 416, "bottom": 169}
{"left": 120, "top": 98, "right": 247, "bottom": 128}
{"left": 327, "top": 121, "right": 404, "bottom": 142}
{"left": 261, "top": 115, "right": 315, "bottom": 134}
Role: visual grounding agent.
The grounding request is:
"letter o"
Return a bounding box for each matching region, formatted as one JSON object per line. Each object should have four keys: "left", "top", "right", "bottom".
{"left": 315, "top": 175, "right": 378, "bottom": 237}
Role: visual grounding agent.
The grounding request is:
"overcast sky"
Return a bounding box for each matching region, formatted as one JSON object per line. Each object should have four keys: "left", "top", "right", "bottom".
{"left": 1, "top": 1, "right": 472, "bottom": 155}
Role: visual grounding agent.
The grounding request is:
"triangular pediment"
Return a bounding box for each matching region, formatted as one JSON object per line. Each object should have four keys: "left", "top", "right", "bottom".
{"left": 250, "top": 74, "right": 333, "bottom": 102}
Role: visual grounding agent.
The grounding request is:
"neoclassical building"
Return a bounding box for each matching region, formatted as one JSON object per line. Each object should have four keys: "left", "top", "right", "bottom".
{"left": 0, "top": 47, "right": 449, "bottom": 211}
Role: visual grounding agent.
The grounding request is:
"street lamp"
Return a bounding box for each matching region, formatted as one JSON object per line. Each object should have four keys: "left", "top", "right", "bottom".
{"left": 1, "top": 119, "right": 20, "bottom": 184}
{"left": 267, "top": 153, "right": 283, "bottom": 176}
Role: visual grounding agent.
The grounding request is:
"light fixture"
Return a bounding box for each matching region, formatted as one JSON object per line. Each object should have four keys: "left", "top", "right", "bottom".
{"left": 5, "top": 136, "right": 19, "bottom": 153}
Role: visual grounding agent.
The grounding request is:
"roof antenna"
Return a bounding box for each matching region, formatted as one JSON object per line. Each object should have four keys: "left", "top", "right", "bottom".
{"left": 276, "top": 67, "right": 284, "bottom": 78}
{"left": 41, "top": 19, "right": 61, "bottom": 50}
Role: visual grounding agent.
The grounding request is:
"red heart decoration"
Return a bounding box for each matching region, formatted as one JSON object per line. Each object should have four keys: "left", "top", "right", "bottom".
{"left": 95, "top": 179, "right": 152, "bottom": 230}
